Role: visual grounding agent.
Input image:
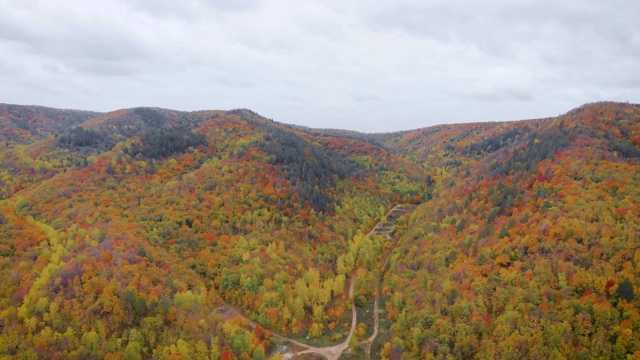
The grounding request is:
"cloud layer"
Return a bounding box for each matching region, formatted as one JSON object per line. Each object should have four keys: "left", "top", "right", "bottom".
{"left": 1, "top": 0, "right": 639, "bottom": 132}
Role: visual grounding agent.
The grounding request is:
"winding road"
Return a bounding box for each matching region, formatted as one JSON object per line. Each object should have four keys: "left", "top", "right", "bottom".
{"left": 221, "top": 204, "right": 414, "bottom": 360}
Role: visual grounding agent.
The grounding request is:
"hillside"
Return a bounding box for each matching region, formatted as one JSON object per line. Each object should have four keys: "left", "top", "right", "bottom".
{"left": 0, "top": 105, "right": 425, "bottom": 359}
{"left": 0, "top": 102, "right": 639, "bottom": 359}
{"left": 373, "top": 102, "right": 640, "bottom": 359}
{"left": 0, "top": 104, "right": 101, "bottom": 143}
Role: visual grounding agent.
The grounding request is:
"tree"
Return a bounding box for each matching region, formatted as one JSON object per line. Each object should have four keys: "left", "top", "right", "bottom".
{"left": 123, "top": 341, "right": 143, "bottom": 360}
{"left": 80, "top": 331, "right": 100, "bottom": 358}
{"left": 308, "top": 323, "right": 323, "bottom": 338}
{"left": 210, "top": 337, "right": 221, "bottom": 360}
{"left": 617, "top": 278, "right": 635, "bottom": 302}
{"left": 252, "top": 346, "right": 266, "bottom": 360}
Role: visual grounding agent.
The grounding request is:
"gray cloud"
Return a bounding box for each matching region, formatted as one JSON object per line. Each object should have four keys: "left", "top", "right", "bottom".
{"left": 0, "top": 0, "right": 638, "bottom": 132}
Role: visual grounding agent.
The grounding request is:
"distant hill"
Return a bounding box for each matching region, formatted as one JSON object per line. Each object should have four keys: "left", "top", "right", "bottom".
{"left": 0, "top": 103, "right": 101, "bottom": 143}
{"left": 0, "top": 101, "right": 639, "bottom": 359}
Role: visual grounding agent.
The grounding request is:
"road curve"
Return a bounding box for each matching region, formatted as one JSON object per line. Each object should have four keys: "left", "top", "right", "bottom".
{"left": 283, "top": 204, "right": 413, "bottom": 360}
{"left": 222, "top": 204, "right": 414, "bottom": 360}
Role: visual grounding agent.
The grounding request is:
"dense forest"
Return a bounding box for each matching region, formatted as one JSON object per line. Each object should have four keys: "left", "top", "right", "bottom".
{"left": 0, "top": 101, "right": 639, "bottom": 359}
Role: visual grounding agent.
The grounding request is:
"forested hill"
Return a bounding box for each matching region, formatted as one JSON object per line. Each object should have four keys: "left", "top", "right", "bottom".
{"left": 0, "top": 104, "right": 425, "bottom": 359}
{"left": 0, "top": 101, "right": 639, "bottom": 359}
{"left": 373, "top": 101, "right": 640, "bottom": 359}
{"left": 0, "top": 104, "right": 101, "bottom": 143}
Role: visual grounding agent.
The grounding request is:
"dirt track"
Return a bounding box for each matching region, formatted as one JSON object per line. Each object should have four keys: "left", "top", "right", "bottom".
{"left": 282, "top": 204, "right": 413, "bottom": 360}
{"left": 221, "top": 204, "right": 414, "bottom": 360}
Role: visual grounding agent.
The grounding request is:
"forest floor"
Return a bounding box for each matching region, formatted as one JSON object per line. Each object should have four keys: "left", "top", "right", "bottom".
{"left": 220, "top": 204, "right": 414, "bottom": 360}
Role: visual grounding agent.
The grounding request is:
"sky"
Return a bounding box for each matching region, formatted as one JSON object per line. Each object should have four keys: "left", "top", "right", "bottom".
{"left": 1, "top": 0, "right": 639, "bottom": 132}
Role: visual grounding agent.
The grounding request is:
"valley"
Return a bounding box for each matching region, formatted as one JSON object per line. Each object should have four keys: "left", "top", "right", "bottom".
{"left": 0, "top": 101, "right": 639, "bottom": 359}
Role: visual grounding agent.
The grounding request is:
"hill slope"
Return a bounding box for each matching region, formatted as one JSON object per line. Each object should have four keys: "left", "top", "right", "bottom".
{"left": 0, "top": 105, "right": 425, "bottom": 359}
{"left": 0, "top": 104, "right": 101, "bottom": 143}
{"left": 374, "top": 102, "right": 640, "bottom": 359}
{"left": 0, "top": 101, "right": 639, "bottom": 359}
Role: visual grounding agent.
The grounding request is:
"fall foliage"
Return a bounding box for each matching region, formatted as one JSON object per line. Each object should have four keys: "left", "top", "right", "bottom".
{"left": 1, "top": 101, "right": 639, "bottom": 359}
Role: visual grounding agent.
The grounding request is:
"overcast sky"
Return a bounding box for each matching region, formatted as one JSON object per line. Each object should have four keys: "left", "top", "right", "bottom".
{"left": 1, "top": 0, "right": 639, "bottom": 132}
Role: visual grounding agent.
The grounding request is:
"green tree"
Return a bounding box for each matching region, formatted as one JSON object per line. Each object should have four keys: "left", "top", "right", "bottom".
{"left": 124, "top": 341, "right": 143, "bottom": 360}
{"left": 210, "top": 337, "right": 221, "bottom": 360}
{"left": 80, "top": 331, "right": 100, "bottom": 358}
{"left": 194, "top": 340, "right": 209, "bottom": 360}
{"left": 617, "top": 278, "right": 635, "bottom": 302}
{"left": 252, "top": 346, "right": 266, "bottom": 360}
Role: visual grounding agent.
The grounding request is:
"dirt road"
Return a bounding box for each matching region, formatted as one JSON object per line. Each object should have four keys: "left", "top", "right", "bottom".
{"left": 221, "top": 204, "right": 414, "bottom": 360}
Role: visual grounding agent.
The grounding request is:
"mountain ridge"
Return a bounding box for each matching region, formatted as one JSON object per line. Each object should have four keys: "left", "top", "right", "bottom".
{"left": 3, "top": 100, "right": 637, "bottom": 140}
{"left": 1, "top": 100, "right": 639, "bottom": 359}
